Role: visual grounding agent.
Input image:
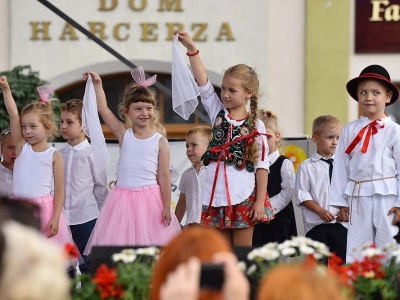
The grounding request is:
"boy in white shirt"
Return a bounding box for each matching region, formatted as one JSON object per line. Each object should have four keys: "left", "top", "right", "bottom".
{"left": 296, "top": 115, "right": 347, "bottom": 262}
{"left": 175, "top": 126, "right": 211, "bottom": 228}
{"left": 330, "top": 65, "right": 400, "bottom": 263}
{"left": 59, "top": 99, "right": 108, "bottom": 273}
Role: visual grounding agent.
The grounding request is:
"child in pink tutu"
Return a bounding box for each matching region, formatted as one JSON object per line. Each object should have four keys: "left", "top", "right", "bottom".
{"left": 0, "top": 75, "right": 81, "bottom": 268}
{"left": 83, "top": 67, "right": 181, "bottom": 253}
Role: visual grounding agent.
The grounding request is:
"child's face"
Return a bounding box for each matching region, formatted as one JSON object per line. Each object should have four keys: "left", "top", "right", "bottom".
{"left": 126, "top": 102, "right": 155, "bottom": 128}
{"left": 1, "top": 134, "right": 16, "bottom": 167}
{"left": 221, "top": 75, "right": 253, "bottom": 111}
{"left": 312, "top": 125, "right": 341, "bottom": 158}
{"left": 266, "top": 128, "right": 280, "bottom": 155}
{"left": 186, "top": 133, "right": 209, "bottom": 165}
{"left": 357, "top": 79, "right": 392, "bottom": 120}
{"left": 60, "top": 111, "right": 85, "bottom": 144}
{"left": 21, "top": 112, "right": 48, "bottom": 145}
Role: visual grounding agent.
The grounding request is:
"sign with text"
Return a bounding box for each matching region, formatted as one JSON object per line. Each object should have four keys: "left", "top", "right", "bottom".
{"left": 356, "top": 0, "right": 400, "bottom": 53}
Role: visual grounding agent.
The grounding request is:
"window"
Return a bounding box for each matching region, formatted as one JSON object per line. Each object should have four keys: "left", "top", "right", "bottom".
{"left": 56, "top": 72, "right": 217, "bottom": 139}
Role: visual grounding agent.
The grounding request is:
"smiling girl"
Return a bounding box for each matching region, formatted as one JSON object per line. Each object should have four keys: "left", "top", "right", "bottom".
{"left": 176, "top": 32, "right": 274, "bottom": 246}
{"left": 83, "top": 67, "right": 181, "bottom": 253}
{"left": 0, "top": 75, "right": 80, "bottom": 268}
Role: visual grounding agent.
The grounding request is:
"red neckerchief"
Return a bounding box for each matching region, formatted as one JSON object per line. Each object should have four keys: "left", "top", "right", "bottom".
{"left": 345, "top": 119, "right": 385, "bottom": 154}
{"left": 206, "top": 126, "right": 270, "bottom": 222}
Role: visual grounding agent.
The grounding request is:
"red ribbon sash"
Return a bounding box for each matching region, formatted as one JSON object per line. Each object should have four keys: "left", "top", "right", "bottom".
{"left": 345, "top": 119, "right": 384, "bottom": 154}
{"left": 206, "top": 128, "right": 271, "bottom": 224}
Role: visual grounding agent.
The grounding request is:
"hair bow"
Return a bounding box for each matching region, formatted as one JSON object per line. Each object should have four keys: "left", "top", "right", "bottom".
{"left": 37, "top": 84, "right": 58, "bottom": 102}
{"left": 131, "top": 66, "right": 157, "bottom": 88}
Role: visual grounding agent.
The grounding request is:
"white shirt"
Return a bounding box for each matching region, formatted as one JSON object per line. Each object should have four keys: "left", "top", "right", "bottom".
{"left": 199, "top": 80, "right": 270, "bottom": 207}
{"left": 0, "top": 163, "right": 12, "bottom": 197}
{"left": 296, "top": 152, "right": 343, "bottom": 234}
{"left": 179, "top": 165, "right": 207, "bottom": 225}
{"left": 330, "top": 116, "right": 400, "bottom": 208}
{"left": 59, "top": 139, "right": 108, "bottom": 225}
{"left": 268, "top": 150, "right": 295, "bottom": 214}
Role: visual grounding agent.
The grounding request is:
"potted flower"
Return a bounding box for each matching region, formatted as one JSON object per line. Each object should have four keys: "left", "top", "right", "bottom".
{"left": 244, "top": 237, "right": 400, "bottom": 300}
{"left": 72, "top": 247, "right": 159, "bottom": 300}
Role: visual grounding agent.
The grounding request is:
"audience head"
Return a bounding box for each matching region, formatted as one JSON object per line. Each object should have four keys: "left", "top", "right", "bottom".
{"left": 151, "top": 227, "right": 232, "bottom": 300}
{"left": 257, "top": 264, "right": 349, "bottom": 300}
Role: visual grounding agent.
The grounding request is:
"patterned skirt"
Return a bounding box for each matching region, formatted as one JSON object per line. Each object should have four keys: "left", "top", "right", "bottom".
{"left": 201, "top": 189, "right": 275, "bottom": 229}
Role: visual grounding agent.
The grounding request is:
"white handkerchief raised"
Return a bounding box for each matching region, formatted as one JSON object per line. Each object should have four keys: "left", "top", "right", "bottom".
{"left": 82, "top": 76, "right": 110, "bottom": 173}
{"left": 172, "top": 34, "right": 199, "bottom": 120}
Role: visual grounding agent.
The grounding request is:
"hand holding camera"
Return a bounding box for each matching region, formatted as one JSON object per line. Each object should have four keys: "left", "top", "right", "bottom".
{"left": 159, "top": 252, "right": 249, "bottom": 300}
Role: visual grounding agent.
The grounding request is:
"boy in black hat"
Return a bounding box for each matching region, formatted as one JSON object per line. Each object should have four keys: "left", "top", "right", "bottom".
{"left": 330, "top": 65, "right": 400, "bottom": 263}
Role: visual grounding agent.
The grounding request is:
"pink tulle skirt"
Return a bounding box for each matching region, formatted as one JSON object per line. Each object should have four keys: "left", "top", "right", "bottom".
{"left": 84, "top": 185, "right": 181, "bottom": 255}
{"left": 11, "top": 194, "right": 82, "bottom": 269}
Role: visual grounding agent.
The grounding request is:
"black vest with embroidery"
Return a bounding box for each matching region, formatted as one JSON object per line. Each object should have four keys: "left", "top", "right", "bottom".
{"left": 202, "top": 109, "right": 254, "bottom": 172}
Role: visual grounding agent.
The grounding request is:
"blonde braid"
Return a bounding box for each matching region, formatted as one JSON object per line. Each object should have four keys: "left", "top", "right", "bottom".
{"left": 247, "top": 95, "right": 259, "bottom": 164}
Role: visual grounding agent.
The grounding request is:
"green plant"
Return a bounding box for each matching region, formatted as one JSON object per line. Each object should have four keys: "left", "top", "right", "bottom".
{"left": 0, "top": 65, "right": 61, "bottom": 131}
{"left": 72, "top": 247, "right": 159, "bottom": 300}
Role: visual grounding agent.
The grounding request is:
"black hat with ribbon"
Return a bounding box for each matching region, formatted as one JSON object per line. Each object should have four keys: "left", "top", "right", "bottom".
{"left": 346, "top": 64, "right": 399, "bottom": 106}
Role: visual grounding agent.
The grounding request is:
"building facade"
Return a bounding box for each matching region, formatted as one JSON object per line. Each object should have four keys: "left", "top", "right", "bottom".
{"left": 1, "top": 0, "right": 400, "bottom": 137}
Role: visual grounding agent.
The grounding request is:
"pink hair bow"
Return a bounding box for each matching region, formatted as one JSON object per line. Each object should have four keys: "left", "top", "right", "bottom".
{"left": 37, "top": 84, "right": 58, "bottom": 102}
{"left": 131, "top": 66, "right": 157, "bottom": 88}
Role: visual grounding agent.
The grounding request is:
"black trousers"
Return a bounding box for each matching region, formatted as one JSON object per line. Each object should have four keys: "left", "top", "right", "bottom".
{"left": 252, "top": 202, "right": 297, "bottom": 246}
{"left": 306, "top": 222, "right": 347, "bottom": 263}
{"left": 70, "top": 218, "right": 97, "bottom": 274}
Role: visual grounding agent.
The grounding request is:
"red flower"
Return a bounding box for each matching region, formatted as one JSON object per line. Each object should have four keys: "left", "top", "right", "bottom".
{"left": 303, "top": 254, "right": 318, "bottom": 268}
{"left": 64, "top": 243, "right": 79, "bottom": 259}
{"left": 329, "top": 252, "right": 344, "bottom": 268}
{"left": 93, "top": 264, "right": 124, "bottom": 299}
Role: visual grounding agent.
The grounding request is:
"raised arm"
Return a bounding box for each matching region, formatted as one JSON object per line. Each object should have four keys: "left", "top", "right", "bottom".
{"left": 82, "top": 71, "right": 126, "bottom": 144}
{"left": 0, "top": 76, "right": 25, "bottom": 154}
{"left": 176, "top": 32, "right": 208, "bottom": 86}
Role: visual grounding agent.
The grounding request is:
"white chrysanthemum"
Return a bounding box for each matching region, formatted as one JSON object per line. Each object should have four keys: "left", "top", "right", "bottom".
{"left": 264, "top": 242, "right": 278, "bottom": 249}
{"left": 312, "top": 241, "right": 329, "bottom": 252}
{"left": 278, "top": 240, "right": 297, "bottom": 250}
{"left": 281, "top": 247, "right": 296, "bottom": 256}
{"left": 289, "top": 236, "right": 310, "bottom": 247}
{"left": 260, "top": 248, "right": 280, "bottom": 260}
{"left": 299, "top": 245, "right": 315, "bottom": 255}
{"left": 363, "top": 271, "right": 375, "bottom": 279}
{"left": 248, "top": 247, "right": 280, "bottom": 261}
{"left": 361, "top": 247, "right": 382, "bottom": 258}
{"left": 246, "top": 264, "right": 257, "bottom": 275}
{"left": 122, "top": 248, "right": 136, "bottom": 255}
{"left": 237, "top": 261, "right": 247, "bottom": 272}
{"left": 382, "top": 242, "right": 399, "bottom": 252}
{"left": 247, "top": 249, "right": 259, "bottom": 261}
{"left": 136, "top": 247, "right": 159, "bottom": 256}
{"left": 317, "top": 248, "right": 331, "bottom": 257}
{"left": 112, "top": 253, "right": 125, "bottom": 262}
{"left": 313, "top": 252, "right": 323, "bottom": 260}
{"left": 124, "top": 252, "right": 137, "bottom": 263}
